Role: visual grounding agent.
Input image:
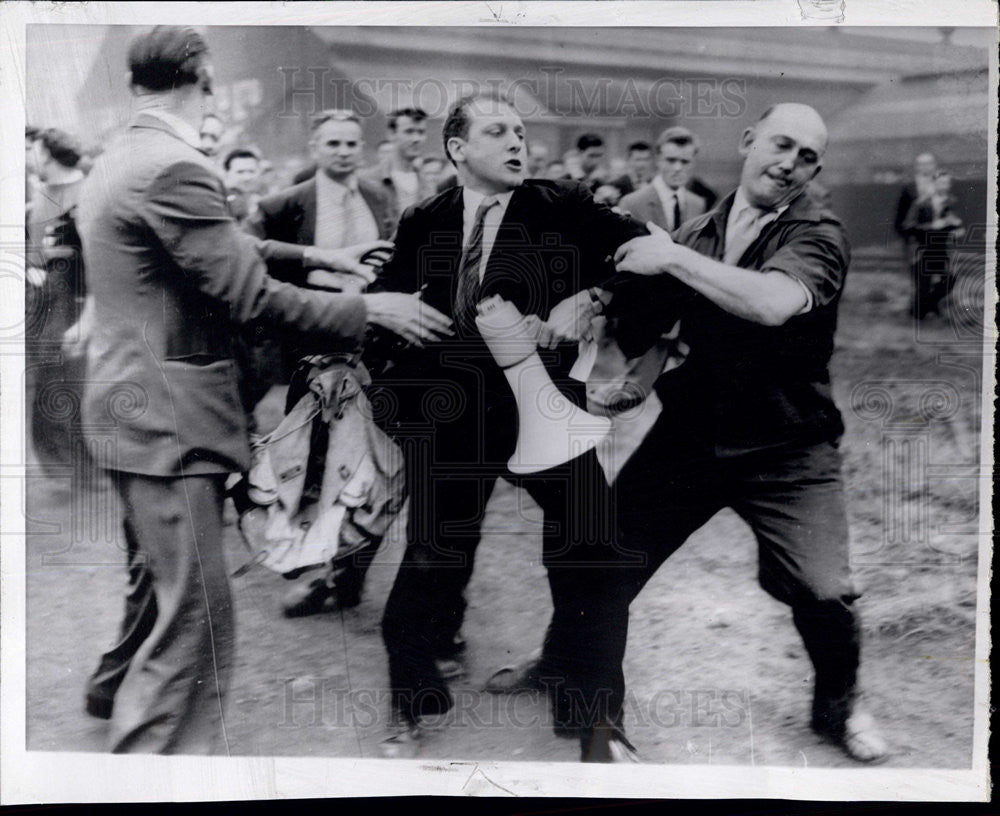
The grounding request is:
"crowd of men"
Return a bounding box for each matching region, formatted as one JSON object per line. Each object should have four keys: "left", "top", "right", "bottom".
{"left": 25, "top": 25, "right": 926, "bottom": 765}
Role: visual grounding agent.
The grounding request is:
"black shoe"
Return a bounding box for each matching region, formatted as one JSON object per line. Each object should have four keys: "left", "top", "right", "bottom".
{"left": 483, "top": 649, "right": 543, "bottom": 694}
{"left": 435, "top": 634, "right": 467, "bottom": 659}
{"left": 281, "top": 578, "right": 361, "bottom": 618}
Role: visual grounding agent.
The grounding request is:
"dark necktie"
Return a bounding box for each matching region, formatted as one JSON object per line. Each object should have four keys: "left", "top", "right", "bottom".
{"left": 672, "top": 191, "right": 682, "bottom": 231}
{"left": 455, "top": 196, "right": 499, "bottom": 336}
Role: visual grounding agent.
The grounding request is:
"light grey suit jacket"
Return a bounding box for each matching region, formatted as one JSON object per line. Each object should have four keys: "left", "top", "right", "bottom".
{"left": 619, "top": 182, "right": 708, "bottom": 233}
{"left": 77, "top": 114, "right": 369, "bottom": 476}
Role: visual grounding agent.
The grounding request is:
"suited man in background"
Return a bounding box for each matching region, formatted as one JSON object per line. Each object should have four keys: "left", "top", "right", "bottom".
{"left": 76, "top": 26, "right": 450, "bottom": 753}
{"left": 620, "top": 126, "right": 708, "bottom": 232}
{"left": 370, "top": 92, "right": 682, "bottom": 761}
{"left": 247, "top": 108, "right": 398, "bottom": 617}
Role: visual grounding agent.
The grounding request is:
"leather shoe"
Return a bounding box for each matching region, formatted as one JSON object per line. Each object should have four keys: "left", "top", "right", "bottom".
{"left": 483, "top": 649, "right": 543, "bottom": 694}
{"left": 84, "top": 693, "right": 113, "bottom": 720}
{"left": 281, "top": 577, "right": 360, "bottom": 618}
{"left": 378, "top": 718, "right": 422, "bottom": 759}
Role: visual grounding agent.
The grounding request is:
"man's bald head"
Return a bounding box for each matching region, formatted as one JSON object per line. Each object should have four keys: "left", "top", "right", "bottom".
{"left": 738, "top": 102, "right": 829, "bottom": 210}
{"left": 756, "top": 103, "right": 829, "bottom": 155}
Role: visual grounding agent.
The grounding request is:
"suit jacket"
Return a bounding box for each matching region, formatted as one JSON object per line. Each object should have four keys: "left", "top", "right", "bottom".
{"left": 366, "top": 179, "right": 681, "bottom": 466}
{"left": 76, "top": 114, "right": 368, "bottom": 477}
{"left": 619, "top": 182, "right": 708, "bottom": 233}
{"left": 247, "top": 175, "right": 397, "bottom": 285}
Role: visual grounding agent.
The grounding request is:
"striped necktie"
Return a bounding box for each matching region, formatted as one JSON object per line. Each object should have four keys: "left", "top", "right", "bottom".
{"left": 454, "top": 196, "right": 499, "bottom": 336}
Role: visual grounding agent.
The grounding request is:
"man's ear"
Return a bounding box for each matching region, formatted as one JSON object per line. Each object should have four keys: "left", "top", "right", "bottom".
{"left": 737, "top": 127, "right": 755, "bottom": 157}
{"left": 446, "top": 137, "right": 464, "bottom": 165}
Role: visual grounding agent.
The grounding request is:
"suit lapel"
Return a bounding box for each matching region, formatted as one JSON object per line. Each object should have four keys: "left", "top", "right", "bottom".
{"left": 647, "top": 188, "right": 668, "bottom": 231}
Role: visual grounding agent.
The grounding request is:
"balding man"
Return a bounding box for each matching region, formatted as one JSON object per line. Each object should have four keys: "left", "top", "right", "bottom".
{"left": 609, "top": 103, "right": 887, "bottom": 763}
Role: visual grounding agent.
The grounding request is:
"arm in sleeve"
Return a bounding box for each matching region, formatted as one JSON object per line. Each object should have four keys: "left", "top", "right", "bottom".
{"left": 759, "top": 220, "right": 850, "bottom": 310}
{"left": 143, "top": 160, "right": 367, "bottom": 344}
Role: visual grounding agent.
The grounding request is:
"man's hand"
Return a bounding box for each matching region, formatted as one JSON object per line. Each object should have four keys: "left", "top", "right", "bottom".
{"left": 614, "top": 221, "right": 690, "bottom": 277}
{"left": 304, "top": 240, "right": 394, "bottom": 285}
{"left": 537, "top": 288, "right": 602, "bottom": 349}
{"left": 26, "top": 266, "right": 47, "bottom": 287}
{"left": 361, "top": 291, "right": 454, "bottom": 346}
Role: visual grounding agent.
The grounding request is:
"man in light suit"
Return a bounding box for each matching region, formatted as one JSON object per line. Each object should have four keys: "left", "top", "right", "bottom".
{"left": 620, "top": 126, "right": 708, "bottom": 233}
{"left": 246, "top": 109, "right": 398, "bottom": 617}
{"left": 76, "top": 26, "right": 451, "bottom": 753}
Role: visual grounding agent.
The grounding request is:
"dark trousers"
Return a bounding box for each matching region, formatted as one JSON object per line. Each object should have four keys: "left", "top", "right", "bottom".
{"left": 85, "top": 515, "right": 158, "bottom": 718}
{"left": 100, "top": 472, "right": 234, "bottom": 754}
{"left": 911, "top": 239, "right": 954, "bottom": 318}
{"left": 610, "top": 417, "right": 862, "bottom": 736}
{"left": 382, "top": 448, "right": 630, "bottom": 734}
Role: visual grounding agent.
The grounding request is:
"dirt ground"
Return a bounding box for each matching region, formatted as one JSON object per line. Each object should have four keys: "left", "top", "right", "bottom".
{"left": 23, "top": 265, "right": 984, "bottom": 767}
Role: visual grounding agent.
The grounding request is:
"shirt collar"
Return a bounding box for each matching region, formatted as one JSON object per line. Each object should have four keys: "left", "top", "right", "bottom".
{"left": 652, "top": 174, "right": 680, "bottom": 200}
{"left": 138, "top": 109, "right": 202, "bottom": 150}
{"left": 731, "top": 186, "right": 790, "bottom": 222}
{"left": 315, "top": 170, "right": 359, "bottom": 199}
{"left": 462, "top": 186, "right": 515, "bottom": 215}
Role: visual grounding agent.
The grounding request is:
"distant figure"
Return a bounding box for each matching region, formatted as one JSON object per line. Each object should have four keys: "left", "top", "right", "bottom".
{"left": 25, "top": 127, "right": 88, "bottom": 473}
{"left": 902, "top": 169, "right": 964, "bottom": 318}
{"left": 895, "top": 152, "right": 938, "bottom": 244}
{"left": 572, "top": 133, "right": 609, "bottom": 192}
{"left": 222, "top": 148, "right": 262, "bottom": 225}
{"left": 619, "top": 126, "right": 708, "bottom": 232}
{"left": 198, "top": 112, "right": 224, "bottom": 158}
{"left": 545, "top": 159, "right": 568, "bottom": 180}
{"left": 526, "top": 141, "right": 550, "bottom": 178}
{"left": 610, "top": 141, "right": 654, "bottom": 198}
{"left": 360, "top": 107, "right": 434, "bottom": 216}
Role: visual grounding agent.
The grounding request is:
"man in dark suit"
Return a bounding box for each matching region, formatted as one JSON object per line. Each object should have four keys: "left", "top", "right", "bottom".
{"left": 620, "top": 126, "right": 708, "bottom": 232}
{"left": 370, "top": 92, "right": 679, "bottom": 761}
{"left": 612, "top": 103, "right": 887, "bottom": 763}
{"left": 76, "top": 26, "right": 451, "bottom": 753}
{"left": 246, "top": 108, "right": 398, "bottom": 617}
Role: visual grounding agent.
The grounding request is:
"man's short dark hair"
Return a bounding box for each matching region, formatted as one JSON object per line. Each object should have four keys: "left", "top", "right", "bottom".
{"left": 441, "top": 92, "right": 512, "bottom": 167}
{"left": 657, "top": 126, "right": 699, "bottom": 153}
{"left": 223, "top": 148, "right": 259, "bottom": 172}
{"left": 38, "top": 128, "right": 82, "bottom": 169}
{"left": 627, "top": 141, "right": 652, "bottom": 156}
{"left": 128, "top": 26, "right": 210, "bottom": 92}
{"left": 387, "top": 107, "right": 428, "bottom": 131}
{"left": 577, "top": 133, "right": 604, "bottom": 152}
{"left": 310, "top": 109, "right": 360, "bottom": 132}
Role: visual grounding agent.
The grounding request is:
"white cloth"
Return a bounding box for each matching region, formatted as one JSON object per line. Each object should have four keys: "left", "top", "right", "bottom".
{"left": 314, "top": 172, "right": 379, "bottom": 249}
{"left": 462, "top": 187, "right": 515, "bottom": 282}
{"left": 652, "top": 175, "right": 683, "bottom": 231}
{"left": 724, "top": 186, "right": 812, "bottom": 312}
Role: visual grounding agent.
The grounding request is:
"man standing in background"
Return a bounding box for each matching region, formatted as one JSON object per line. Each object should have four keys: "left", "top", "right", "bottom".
{"left": 361, "top": 107, "right": 433, "bottom": 214}
{"left": 620, "top": 126, "right": 708, "bottom": 232}
{"left": 611, "top": 140, "right": 654, "bottom": 198}
{"left": 247, "top": 108, "right": 397, "bottom": 617}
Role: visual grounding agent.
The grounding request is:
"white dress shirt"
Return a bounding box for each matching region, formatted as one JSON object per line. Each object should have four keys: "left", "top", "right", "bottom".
{"left": 461, "top": 187, "right": 515, "bottom": 282}
{"left": 314, "top": 171, "right": 379, "bottom": 249}
{"left": 651, "top": 174, "right": 683, "bottom": 231}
